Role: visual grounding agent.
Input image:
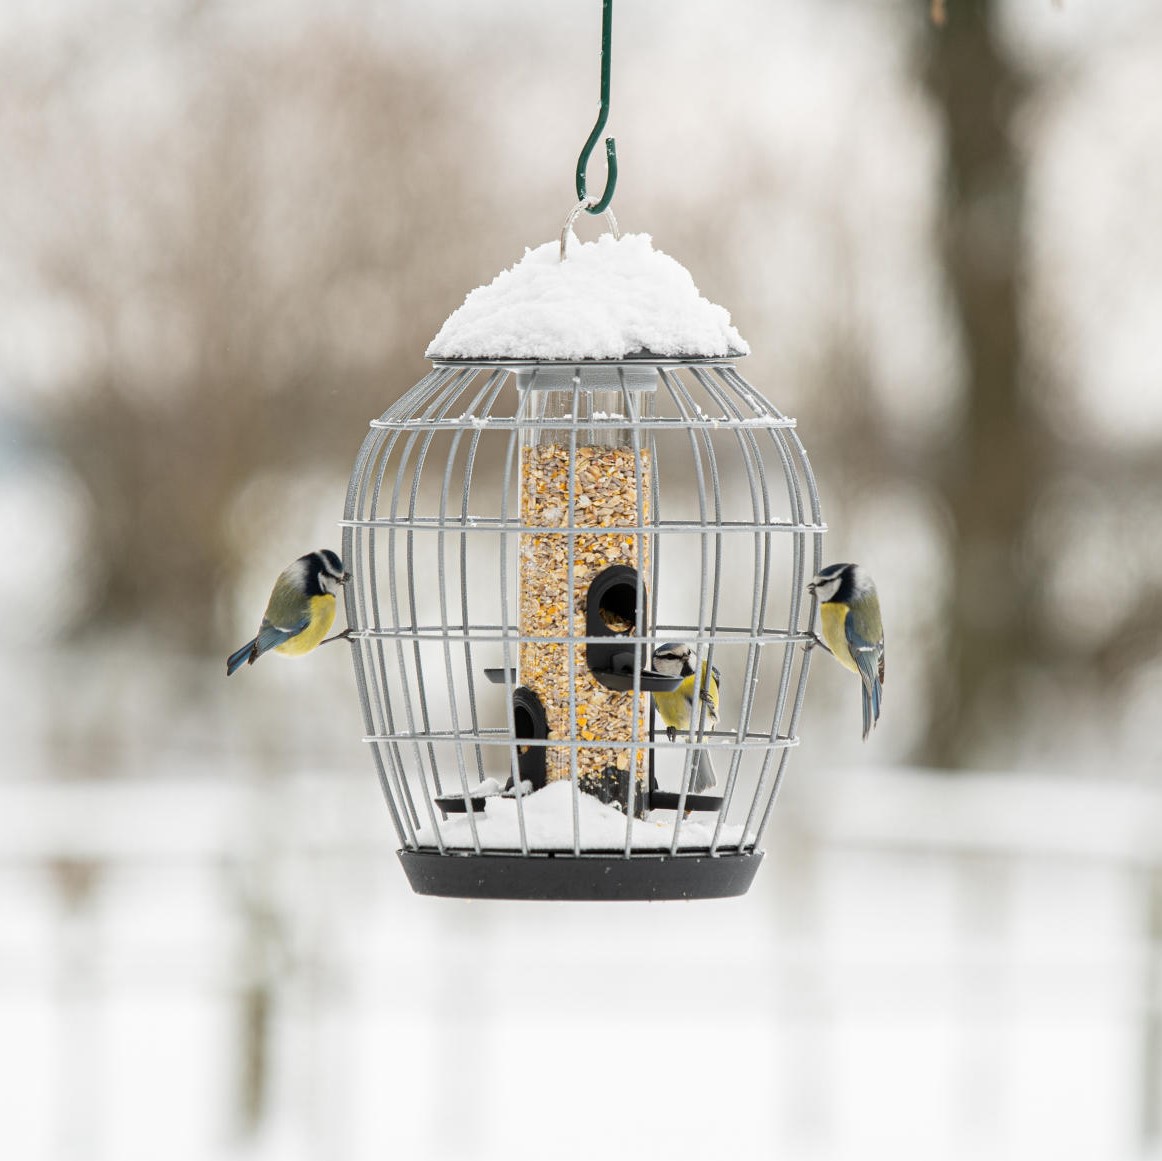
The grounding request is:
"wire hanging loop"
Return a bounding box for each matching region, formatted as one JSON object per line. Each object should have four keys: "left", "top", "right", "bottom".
{"left": 575, "top": 0, "right": 618, "bottom": 215}
{"left": 559, "top": 200, "right": 620, "bottom": 261}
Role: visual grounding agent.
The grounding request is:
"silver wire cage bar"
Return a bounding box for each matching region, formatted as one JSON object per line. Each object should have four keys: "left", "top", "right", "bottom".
{"left": 342, "top": 357, "right": 825, "bottom": 900}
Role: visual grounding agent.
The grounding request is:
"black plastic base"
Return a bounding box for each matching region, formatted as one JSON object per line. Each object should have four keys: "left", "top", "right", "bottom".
{"left": 397, "top": 848, "right": 763, "bottom": 901}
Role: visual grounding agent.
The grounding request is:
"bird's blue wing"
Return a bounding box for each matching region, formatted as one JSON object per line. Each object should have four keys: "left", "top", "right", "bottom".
{"left": 226, "top": 637, "right": 258, "bottom": 676}
{"left": 226, "top": 616, "right": 304, "bottom": 676}
{"left": 254, "top": 614, "right": 309, "bottom": 658}
{"left": 845, "top": 614, "right": 884, "bottom": 740}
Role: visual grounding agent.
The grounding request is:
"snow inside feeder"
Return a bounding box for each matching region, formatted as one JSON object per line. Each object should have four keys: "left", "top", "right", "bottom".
{"left": 342, "top": 230, "right": 825, "bottom": 900}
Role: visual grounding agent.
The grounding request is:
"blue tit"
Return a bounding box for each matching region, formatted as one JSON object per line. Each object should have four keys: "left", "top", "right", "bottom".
{"left": 650, "top": 642, "right": 721, "bottom": 793}
{"left": 808, "top": 562, "right": 885, "bottom": 740}
{"left": 226, "top": 549, "right": 349, "bottom": 676}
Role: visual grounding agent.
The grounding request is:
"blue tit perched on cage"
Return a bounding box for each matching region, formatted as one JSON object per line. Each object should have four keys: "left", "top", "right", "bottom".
{"left": 650, "top": 642, "right": 721, "bottom": 793}
{"left": 808, "top": 562, "right": 885, "bottom": 740}
{"left": 226, "top": 549, "right": 350, "bottom": 676}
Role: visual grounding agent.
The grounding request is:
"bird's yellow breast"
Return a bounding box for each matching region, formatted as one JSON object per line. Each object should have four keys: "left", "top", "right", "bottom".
{"left": 820, "top": 602, "right": 859, "bottom": 674}
{"left": 275, "top": 594, "right": 336, "bottom": 657}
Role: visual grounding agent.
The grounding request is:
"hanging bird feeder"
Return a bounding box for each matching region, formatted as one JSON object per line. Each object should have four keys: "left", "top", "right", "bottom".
{"left": 341, "top": 2, "right": 825, "bottom": 900}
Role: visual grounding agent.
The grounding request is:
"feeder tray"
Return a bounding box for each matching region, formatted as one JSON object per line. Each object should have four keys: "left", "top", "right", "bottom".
{"left": 397, "top": 849, "right": 764, "bottom": 902}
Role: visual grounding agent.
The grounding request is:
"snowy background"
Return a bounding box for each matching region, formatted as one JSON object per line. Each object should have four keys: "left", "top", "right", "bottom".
{"left": 3, "top": 1, "right": 1162, "bottom": 1159}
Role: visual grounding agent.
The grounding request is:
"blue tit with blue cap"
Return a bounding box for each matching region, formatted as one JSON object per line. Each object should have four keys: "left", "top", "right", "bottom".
{"left": 650, "top": 642, "right": 721, "bottom": 793}
{"left": 808, "top": 562, "right": 885, "bottom": 739}
{"left": 226, "top": 549, "right": 350, "bottom": 675}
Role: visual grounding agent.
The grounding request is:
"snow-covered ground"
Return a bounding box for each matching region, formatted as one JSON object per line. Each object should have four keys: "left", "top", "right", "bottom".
{"left": 1, "top": 765, "right": 1157, "bottom": 1161}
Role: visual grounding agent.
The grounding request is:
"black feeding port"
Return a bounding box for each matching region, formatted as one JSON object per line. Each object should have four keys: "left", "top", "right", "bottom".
{"left": 512, "top": 685, "right": 548, "bottom": 790}
{"left": 585, "top": 564, "right": 682, "bottom": 693}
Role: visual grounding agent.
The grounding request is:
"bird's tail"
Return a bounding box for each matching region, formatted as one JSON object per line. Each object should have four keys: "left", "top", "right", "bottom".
{"left": 226, "top": 638, "right": 258, "bottom": 676}
{"left": 861, "top": 677, "right": 883, "bottom": 740}
{"left": 688, "top": 749, "right": 717, "bottom": 794}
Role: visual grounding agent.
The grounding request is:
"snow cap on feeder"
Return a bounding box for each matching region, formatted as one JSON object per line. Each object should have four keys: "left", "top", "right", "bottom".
{"left": 426, "top": 229, "right": 750, "bottom": 363}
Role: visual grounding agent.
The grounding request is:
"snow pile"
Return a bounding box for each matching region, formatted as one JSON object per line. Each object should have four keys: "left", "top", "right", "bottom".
{"left": 416, "top": 779, "right": 743, "bottom": 852}
{"left": 426, "top": 232, "right": 750, "bottom": 361}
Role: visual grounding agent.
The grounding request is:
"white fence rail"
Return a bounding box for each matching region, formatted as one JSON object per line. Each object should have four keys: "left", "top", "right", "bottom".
{"left": 1, "top": 768, "right": 1158, "bottom": 1161}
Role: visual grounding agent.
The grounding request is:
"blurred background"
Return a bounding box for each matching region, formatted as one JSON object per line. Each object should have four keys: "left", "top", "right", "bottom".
{"left": 3, "top": 0, "right": 1162, "bottom": 1158}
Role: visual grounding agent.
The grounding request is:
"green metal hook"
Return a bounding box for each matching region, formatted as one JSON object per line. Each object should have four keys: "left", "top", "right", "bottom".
{"left": 575, "top": 0, "right": 618, "bottom": 215}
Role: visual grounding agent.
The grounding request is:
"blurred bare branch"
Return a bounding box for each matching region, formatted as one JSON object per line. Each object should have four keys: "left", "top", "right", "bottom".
{"left": 5, "top": 20, "right": 500, "bottom": 652}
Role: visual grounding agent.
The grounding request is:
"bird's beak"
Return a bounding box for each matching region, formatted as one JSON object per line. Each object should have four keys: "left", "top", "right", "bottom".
{"left": 341, "top": 572, "right": 352, "bottom": 585}
{"left": 806, "top": 581, "right": 816, "bottom": 594}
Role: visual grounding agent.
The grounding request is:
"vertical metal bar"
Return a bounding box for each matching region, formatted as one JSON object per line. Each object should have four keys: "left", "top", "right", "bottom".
{"left": 437, "top": 374, "right": 503, "bottom": 854}
{"left": 567, "top": 372, "right": 582, "bottom": 856}
{"left": 751, "top": 408, "right": 826, "bottom": 850}
{"left": 369, "top": 374, "right": 466, "bottom": 846}
{"left": 658, "top": 368, "right": 710, "bottom": 849}
{"left": 501, "top": 371, "right": 531, "bottom": 857}
{"left": 378, "top": 376, "right": 443, "bottom": 846}
{"left": 368, "top": 423, "right": 423, "bottom": 842}
{"left": 361, "top": 377, "right": 449, "bottom": 843}
{"left": 383, "top": 369, "right": 469, "bottom": 836}
{"left": 724, "top": 371, "right": 805, "bottom": 845}
{"left": 386, "top": 366, "right": 472, "bottom": 850}
{"left": 674, "top": 369, "right": 724, "bottom": 849}
{"left": 720, "top": 366, "right": 822, "bottom": 850}
{"left": 343, "top": 425, "right": 408, "bottom": 848}
{"left": 694, "top": 366, "right": 771, "bottom": 854}
{"left": 622, "top": 368, "right": 648, "bottom": 855}
{"left": 458, "top": 371, "right": 509, "bottom": 790}
{"left": 647, "top": 401, "right": 664, "bottom": 812}
{"left": 368, "top": 441, "right": 422, "bottom": 846}
{"left": 405, "top": 369, "right": 476, "bottom": 797}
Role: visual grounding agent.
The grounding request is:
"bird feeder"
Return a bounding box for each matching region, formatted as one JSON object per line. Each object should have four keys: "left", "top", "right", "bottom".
{"left": 340, "top": 5, "right": 824, "bottom": 899}
{"left": 341, "top": 213, "right": 824, "bottom": 899}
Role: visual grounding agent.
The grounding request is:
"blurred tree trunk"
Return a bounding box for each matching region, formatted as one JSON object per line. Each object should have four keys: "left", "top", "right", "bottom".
{"left": 918, "top": 2, "right": 1048, "bottom": 767}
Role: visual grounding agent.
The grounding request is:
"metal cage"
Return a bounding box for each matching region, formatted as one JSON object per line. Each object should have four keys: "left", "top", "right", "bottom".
{"left": 342, "top": 357, "right": 825, "bottom": 900}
